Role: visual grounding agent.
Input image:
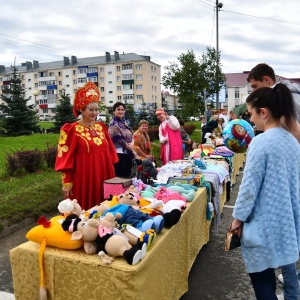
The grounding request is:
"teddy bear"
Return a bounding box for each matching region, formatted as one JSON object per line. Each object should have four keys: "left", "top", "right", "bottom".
{"left": 69, "top": 213, "right": 147, "bottom": 265}
{"left": 103, "top": 192, "right": 165, "bottom": 233}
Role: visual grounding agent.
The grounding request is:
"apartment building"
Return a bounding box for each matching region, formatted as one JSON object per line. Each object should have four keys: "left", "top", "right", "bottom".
{"left": 0, "top": 51, "right": 161, "bottom": 116}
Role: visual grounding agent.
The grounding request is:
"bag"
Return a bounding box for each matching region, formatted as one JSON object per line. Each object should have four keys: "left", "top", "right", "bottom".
{"left": 225, "top": 226, "right": 241, "bottom": 251}
{"left": 103, "top": 177, "right": 132, "bottom": 199}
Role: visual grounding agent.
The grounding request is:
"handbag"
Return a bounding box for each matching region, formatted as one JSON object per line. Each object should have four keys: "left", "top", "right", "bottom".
{"left": 225, "top": 225, "right": 241, "bottom": 251}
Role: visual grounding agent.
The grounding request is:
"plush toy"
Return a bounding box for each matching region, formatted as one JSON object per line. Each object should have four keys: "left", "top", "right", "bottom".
{"left": 137, "top": 159, "right": 158, "bottom": 184}
{"left": 70, "top": 213, "right": 147, "bottom": 265}
{"left": 105, "top": 192, "right": 165, "bottom": 233}
{"left": 137, "top": 197, "right": 185, "bottom": 228}
{"left": 154, "top": 186, "right": 187, "bottom": 203}
{"left": 57, "top": 199, "right": 84, "bottom": 218}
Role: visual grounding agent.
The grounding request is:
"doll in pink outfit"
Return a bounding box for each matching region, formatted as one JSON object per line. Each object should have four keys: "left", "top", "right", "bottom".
{"left": 156, "top": 108, "right": 183, "bottom": 165}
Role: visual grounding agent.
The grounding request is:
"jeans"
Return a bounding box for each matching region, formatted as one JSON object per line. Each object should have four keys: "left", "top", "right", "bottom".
{"left": 249, "top": 268, "right": 277, "bottom": 300}
{"left": 281, "top": 263, "right": 300, "bottom": 300}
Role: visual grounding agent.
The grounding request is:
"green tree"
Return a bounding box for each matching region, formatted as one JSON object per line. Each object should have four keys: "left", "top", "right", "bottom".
{"left": 0, "top": 65, "right": 38, "bottom": 136}
{"left": 162, "top": 47, "right": 225, "bottom": 117}
{"left": 53, "top": 90, "right": 77, "bottom": 133}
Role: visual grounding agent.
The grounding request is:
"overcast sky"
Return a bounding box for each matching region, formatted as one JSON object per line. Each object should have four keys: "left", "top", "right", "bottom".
{"left": 0, "top": 0, "right": 299, "bottom": 79}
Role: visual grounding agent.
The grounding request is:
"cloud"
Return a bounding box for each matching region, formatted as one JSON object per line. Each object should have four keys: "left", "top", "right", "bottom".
{"left": 0, "top": 0, "right": 299, "bottom": 78}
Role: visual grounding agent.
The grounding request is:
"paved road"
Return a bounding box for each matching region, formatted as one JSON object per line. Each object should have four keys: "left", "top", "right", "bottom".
{"left": 0, "top": 166, "right": 289, "bottom": 299}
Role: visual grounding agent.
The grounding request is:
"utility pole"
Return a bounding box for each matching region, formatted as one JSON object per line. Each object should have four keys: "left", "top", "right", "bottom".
{"left": 216, "top": 0, "right": 223, "bottom": 110}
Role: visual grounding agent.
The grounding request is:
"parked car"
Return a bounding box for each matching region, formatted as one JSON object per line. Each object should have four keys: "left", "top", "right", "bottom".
{"left": 39, "top": 114, "right": 53, "bottom": 121}
{"left": 96, "top": 114, "right": 112, "bottom": 122}
{"left": 189, "top": 116, "right": 200, "bottom": 121}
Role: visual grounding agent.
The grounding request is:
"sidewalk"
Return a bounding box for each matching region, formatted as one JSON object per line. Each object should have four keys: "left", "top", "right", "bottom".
{"left": 0, "top": 167, "right": 288, "bottom": 299}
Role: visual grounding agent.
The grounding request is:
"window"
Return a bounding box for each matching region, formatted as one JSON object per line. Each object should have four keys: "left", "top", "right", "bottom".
{"left": 66, "top": 75, "right": 69, "bottom": 78}
{"left": 234, "top": 87, "right": 240, "bottom": 99}
{"left": 122, "top": 64, "right": 133, "bottom": 70}
{"left": 108, "top": 71, "right": 112, "bottom": 75}
{"left": 100, "top": 87, "right": 104, "bottom": 92}
{"left": 78, "top": 68, "right": 87, "bottom": 74}
{"left": 100, "top": 77, "right": 104, "bottom": 82}
{"left": 155, "top": 86, "right": 157, "bottom": 92}
{"left": 28, "top": 79, "right": 31, "bottom": 82}
{"left": 122, "top": 74, "right": 133, "bottom": 80}
{"left": 123, "top": 84, "right": 131, "bottom": 90}
{"left": 59, "top": 81, "right": 62, "bottom": 85}
{"left": 136, "top": 95, "right": 143, "bottom": 100}
{"left": 108, "top": 81, "right": 113, "bottom": 84}
{"left": 117, "top": 86, "right": 121, "bottom": 91}
{"left": 88, "top": 77, "right": 97, "bottom": 82}
{"left": 100, "top": 67, "right": 104, "bottom": 73}
{"left": 154, "top": 76, "right": 156, "bottom": 82}
{"left": 116, "top": 76, "right": 121, "bottom": 81}
{"left": 49, "top": 72, "right": 55, "bottom": 76}
{"left": 117, "top": 96, "right": 121, "bottom": 100}
{"left": 109, "top": 91, "right": 113, "bottom": 94}
{"left": 154, "top": 67, "right": 156, "bottom": 72}
{"left": 88, "top": 67, "right": 97, "bottom": 73}
{"left": 136, "top": 84, "right": 143, "bottom": 90}
{"left": 73, "top": 70, "right": 77, "bottom": 75}
{"left": 136, "top": 74, "right": 142, "bottom": 80}
{"left": 109, "top": 100, "right": 113, "bottom": 103}
{"left": 22, "top": 84, "right": 25, "bottom": 88}
{"left": 123, "top": 94, "right": 133, "bottom": 101}
{"left": 151, "top": 76, "right": 153, "bottom": 81}
{"left": 58, "top": 72, "right": 61, "bottom": 76}
{"left": 136, "top": 64, "right": 142, "bottom": 70}
{"left": 101, "top": 97, "right": 105, "bottom": 101}
{"left": 28, "top": 87, "right": 32, "bottom": 90}
{"left": 34, "top": 74, "right": 38, "bottom": 79}
{"left": 21, "top": 75, "right": 24, "bottom": 80}
{"left": 35, "top": 83, "right": 38, "bottom": 88}
{"left": 78, "top": 78, "right": 87, "bottom": 83}
{"left": 73, "top": 79, "right": 77, "bottom": 84}
{"left": 66, "top": 84, "right": 70, "bottom": 87}
{"left": 116, "top": 66, "right": 120, "bottom": 71}
{"left": 151, "top": 66, "right": 153, "bottom": 72}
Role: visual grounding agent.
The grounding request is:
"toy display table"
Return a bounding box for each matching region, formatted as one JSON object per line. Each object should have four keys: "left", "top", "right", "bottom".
{"left": 10, "top": 187, "right": 211, "bottom": 300}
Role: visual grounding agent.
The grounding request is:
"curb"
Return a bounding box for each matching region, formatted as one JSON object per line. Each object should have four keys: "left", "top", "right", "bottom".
{"left": 0, "top": 217, "right": 35, "bottom": 239}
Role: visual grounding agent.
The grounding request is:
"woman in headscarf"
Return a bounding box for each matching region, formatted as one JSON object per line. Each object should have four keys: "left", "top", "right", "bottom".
{"left": 133, "top": 119, "right": 154, "bottom": 161}
{"left": 156, "top": 108, "right": 183, "bottom": 165}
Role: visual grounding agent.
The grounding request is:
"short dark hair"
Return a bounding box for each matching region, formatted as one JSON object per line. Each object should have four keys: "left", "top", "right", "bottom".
{"left": 179, "top": 119, "right": 185, "bottom": 126}
{"left": 247, "top": 63, "right": 276, "bottom": 82}
{"left": 113, "top": 101, "right": 125, "bottom": 111}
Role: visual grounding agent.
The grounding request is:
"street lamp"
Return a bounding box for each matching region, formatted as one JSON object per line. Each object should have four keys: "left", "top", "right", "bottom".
{"left": 216, "top": 0, "right": 223, "bottom": 110}
{"left": 33, "top": 90, "right": 39, "bottom": 113}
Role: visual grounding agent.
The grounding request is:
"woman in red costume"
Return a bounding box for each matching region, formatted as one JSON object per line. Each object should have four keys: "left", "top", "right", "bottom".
{"left": 156, "top": 108, "right": 183, "bottom": 165}
{"left": 55, "top": 82, "right": 118, "bottom": 210}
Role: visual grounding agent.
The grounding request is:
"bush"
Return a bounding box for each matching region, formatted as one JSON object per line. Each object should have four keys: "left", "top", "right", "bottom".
{"left": 4, "top": 145, "right": 57, "bottom": 176}
{"left": 15, "top": 148, "right": 44, "bottom": 173}
{"left": 4, "top": 151, "right": 21, "bottom": 176}
{"left": 184, "top": 124, "right": 196, "bottom": 135}
{"left": 148, "top": 127, "right": 159, "bottom": 141}
{"left": 43, "top": 143, "right": 57, "bottom": 169}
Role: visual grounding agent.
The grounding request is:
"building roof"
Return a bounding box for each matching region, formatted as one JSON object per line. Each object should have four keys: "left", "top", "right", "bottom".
{"left": 225, "top": 71, "right": 300, "bottom": 87}
{"left": 0, "top": 52, "right": 160, "bottom": 74}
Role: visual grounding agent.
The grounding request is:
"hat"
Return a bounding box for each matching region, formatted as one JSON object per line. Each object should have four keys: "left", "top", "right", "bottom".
{"left": 155, "top": 108, "right": 165, "bottom": 116}
{"left": 215, "top": 138, "right": 225, "bottom": 147}
{"left": 73, "top": 82, "right": 100, "bottom": 117}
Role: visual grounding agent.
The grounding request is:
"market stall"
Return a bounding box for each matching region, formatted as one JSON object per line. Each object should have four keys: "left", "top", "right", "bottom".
{"left": 10, "top": 187, "right": 211, "bottom": 300}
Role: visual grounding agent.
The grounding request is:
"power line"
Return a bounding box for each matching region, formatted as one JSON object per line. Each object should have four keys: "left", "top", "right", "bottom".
{"left": 221, "top": 9, "right": 300, "bottom": 26}
{"left": 191, "top": 0, "right": 214, "bottom": 10}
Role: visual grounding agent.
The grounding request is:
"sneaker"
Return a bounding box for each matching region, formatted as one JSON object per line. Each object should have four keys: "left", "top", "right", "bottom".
{"left": 278, "top": 273, "right": 284, "bottom": 284}
{"left": 276, "top": 293, "right": 284, "bottom": 300}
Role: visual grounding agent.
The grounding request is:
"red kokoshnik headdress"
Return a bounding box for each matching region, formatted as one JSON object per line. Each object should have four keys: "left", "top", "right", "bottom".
{"left": 73, "top": 82, "right": 100, "bottom": 117}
